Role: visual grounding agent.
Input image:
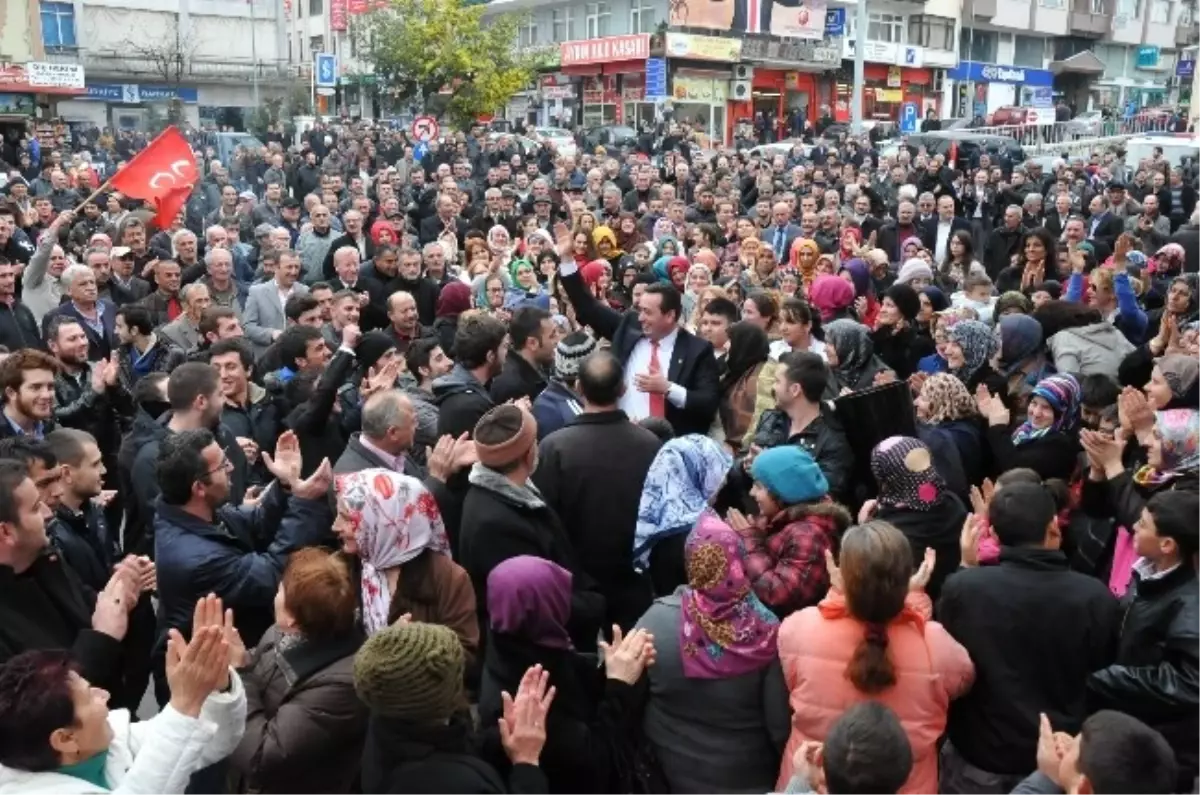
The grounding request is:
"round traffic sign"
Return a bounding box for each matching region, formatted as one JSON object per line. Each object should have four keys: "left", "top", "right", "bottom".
{"left": 411, "top": 115, "right": 440, "bottom": 142}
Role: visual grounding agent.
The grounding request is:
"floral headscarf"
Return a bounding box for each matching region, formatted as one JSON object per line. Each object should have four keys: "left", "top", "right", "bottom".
{"left": 824, "top": 319, "right": 876, "bottom": 392}
{"left": 634, "top": 435, "right": 733, "bottom": 570}
{"left": 679, "top": 512, "right": 779, "bottom": 680}
{"left": 487, "top": 224, "right": 513, "bottom": 262}
{"left": 919, "top": 373, "right": 978, "bottom": 424}
{"left": 1158, "top": 354, "right": 1200, "bottom": 403}
{"left": 1152, "top": 243, "right": 1187, "bottom": 275}
{"left": 871, "top": 436, "right": 948, "bottom": 512}
{"left": 1011, "top": 373, "right": 1081, "bottom": 446}
{"left": 335, "top": 469, "right": 449, "bottom": 636}
{"left": 947, "top": 320, "right": 997, "bottom": 385}
{"left": 1133, "top": 409, "right": 1200, "bottom": 486}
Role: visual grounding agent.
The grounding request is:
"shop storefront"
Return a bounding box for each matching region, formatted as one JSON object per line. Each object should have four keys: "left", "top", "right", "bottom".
{"left": 834, "top": 63, "right": 933, "bottom": 123}
{"left": 670, "top": 73, "right": 728, "bottom": 147}
{"left": 945, "top": 61, "right": 1055, "bottom": 121}
{"left": 734, "top": 35, "right": 841, "bottom": 140}
{"left": 539, "top": 75, "right": 577, "bottom": 128}
{"left": 0, "top": 63, "right": 86, "bottom": 126}
{"left": 560, "top": 34, "right": 650, "bottom": 128}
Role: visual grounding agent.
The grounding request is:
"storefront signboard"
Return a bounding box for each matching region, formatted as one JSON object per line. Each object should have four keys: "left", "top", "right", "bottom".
{"left": 561, "top": 35, "right": 650, "bottom": 67}
{"left": 672, "top": 75, "right": 729, "bottom": 104}
{"left": 945, "top": 61, "right": 1055, "bottom": 87}
{"left": 741, "top": 35, "right": 839, "bottom": 65}
{"left": 664, "top": 32, "right": 743, "bottom": 62}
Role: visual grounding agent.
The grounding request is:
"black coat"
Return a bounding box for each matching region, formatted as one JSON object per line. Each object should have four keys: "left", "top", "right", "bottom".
{"left": 533, "top": 411, "right": 662, "bottom": 630}
{"left": 871, "top": 325, "right": 933, "bottom": 381}
{"left": 433, "top": 366, "right": 497, "bottom": 441}
{"left": 478, "top": 632, "right": 641, "bottom": 795}
{"left": 986, "top": 424, "right": 1079, "bottom": 481}
{"left": 360, "top": 713, "right": 546, "bottom": 794}
{"left": 42, "top": 299, "right": 118, "bottom": 361}
{"left": 1087, "top": 212, "right": 1125, "bottom": 249}
{"left": 938, "top": 547, "right": 1120, "bottom": 776}
{"left": 458, "top": 478, "right": 604, "bottom": 652}
{"left": 0, "top": 299, "right": 42, "bottom": 351}
{"left": 48, "top": 501, "right": 120, "bottom": 595}
{"left": 875, "top": 493, "right": 966, "bottom": 603}
{"left": 983, "top": 225, "right": 1024, "bottom": 279}
{"left": 1167, "top": 223, "right": 1200, "bottom": 274}
{"left": 489, "top": 353, "right": 548, "bottom": 405}
{"left": 1088, "top": 565, "right": 1199, "bottom": 787}
{"left": 918, "top": 217, "right": 972, "bottom": 254}
{"left": 559, "top": 268, "right": 719, "bottom": 437}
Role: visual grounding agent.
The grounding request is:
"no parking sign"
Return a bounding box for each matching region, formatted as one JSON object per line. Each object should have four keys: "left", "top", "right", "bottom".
{"left": 411, "top": 115, "right": 440, "bottom": 142}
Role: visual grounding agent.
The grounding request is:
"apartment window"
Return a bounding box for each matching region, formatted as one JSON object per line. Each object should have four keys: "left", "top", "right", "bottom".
{"left": 40, "top": 2, "right": 77, "bottom": 48}
{"left": 1151, "top": 0, "right": 1171, "bottom": 20}
{"left": 1091, "top": 0, "right": 1107, "bottom": 13}
{"left": 908, "top": 15, "right": 955, "bottom": 49}
{"left": 1039, "top": 0, "right": 1065, "bottom": 8}
{"left": 309, "top": 0, "right": 322, "bottom": 14}
{"left": 866, "top": 12, "right": 905, "bottom": 43}
{"left": 1013, "top": 34, "right": 1045, "bottom": 66}
{"left": 1134, "top": 0, "right": 1144, "bottom": 15}
{"left": 552, "top": 8, "right": 574, "bottom": 40}
{"left": 958, "top": 28, "right": 998, "bottom": 61}
{"left": 310, "top": 35, "right": 325, "bottom": 57}
{"left": 585, "top": 2, "right": 610, "bottom": 37}
{"left": 1181, "top": 2, "right": 1195, "bottom": 24}
{"left": 519, "top": 18, "right": 539, "bottom": 47}
{"left": 630, "top": 0, "right": 657, "bottom": 33}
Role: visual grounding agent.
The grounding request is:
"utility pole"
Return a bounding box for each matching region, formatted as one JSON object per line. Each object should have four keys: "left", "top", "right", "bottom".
{"left": 851, "top": 0, "right": 867, "bottom": 133}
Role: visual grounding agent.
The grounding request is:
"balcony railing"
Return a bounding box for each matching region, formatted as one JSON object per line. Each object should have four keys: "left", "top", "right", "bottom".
{"left": 1070, "top": 9, "right": 1111, "bottom": 34}
{"left": 55, "top": 49, "right": 300, "bottom": 81}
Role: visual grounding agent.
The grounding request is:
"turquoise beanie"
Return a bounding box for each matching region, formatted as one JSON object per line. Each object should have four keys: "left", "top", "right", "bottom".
{"left": 750, "top": 446, "right": 828, "bottom": 504}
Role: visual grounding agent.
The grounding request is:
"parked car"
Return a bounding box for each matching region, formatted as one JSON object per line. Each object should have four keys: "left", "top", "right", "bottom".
{"left": 581, "top": 124, "right": 638, "bottom": 153}
{"left": 748, "top": 138, "right": 811, "bottom": 160}
{"left": 1064, "top": 109, "right": 1105, "bottom": 138}
{"left": 532, "top": 126, "right": 577, "bottom": 158}
{"left": 486, "top": 132, "right": 542, "bottom": 158}
{"left": 989, "top": 106, "right": 1052, "bottom": 127}
{"left": 902, "top": 131, "right": 1026, "bottom": 165}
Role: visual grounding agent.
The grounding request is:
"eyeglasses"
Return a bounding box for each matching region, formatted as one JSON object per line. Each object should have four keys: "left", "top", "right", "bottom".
{"left": 203, "top": 456, "right": 233, "bottom": 478}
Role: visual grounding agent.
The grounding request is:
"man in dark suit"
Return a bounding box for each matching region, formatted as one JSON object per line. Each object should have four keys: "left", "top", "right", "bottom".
{"left": 758, "top": 201, "right": 803, "bottom": 263}
{"left": 418, "top": 193, "right": 465, "bottom": 247}
{"left": 42, "top": 263, "right": 117, "bottom": 361}
{"left": 1086, "top": 194, "right": 1125, "bottom": 251}
{"left": 558, "top": 261, "right": 719, "bottom": 438}
{"left": 919, "top": 195, "right": 971, "bottom": 264}
{"left": 1044, "top": 193, "right": 1073, "bottom": 241}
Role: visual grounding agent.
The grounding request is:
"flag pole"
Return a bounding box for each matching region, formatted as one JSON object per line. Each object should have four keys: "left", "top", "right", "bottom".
{"left": 73, "top": 177, "right": 116, "bottom": 214}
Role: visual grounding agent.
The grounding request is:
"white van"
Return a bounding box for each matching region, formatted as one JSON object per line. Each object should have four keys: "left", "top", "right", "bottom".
{"left": 1123, "top": 134, "right": 1200, "bottom": 170}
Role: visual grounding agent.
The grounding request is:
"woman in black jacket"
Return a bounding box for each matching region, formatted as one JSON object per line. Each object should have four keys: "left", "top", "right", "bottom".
{"left": 478, "top": 555, "right": 654, "bottom": 794}
{"left": 871, "top": 283, "right": 933, "bottom": 381}
{"left": 979, "top": 373, "right": 1083, "bottom": 481}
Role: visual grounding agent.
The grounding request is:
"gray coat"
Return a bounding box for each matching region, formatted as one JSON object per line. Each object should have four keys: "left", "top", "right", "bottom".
{"left": 1047, "top": 322, "right": 1135, "bottom": 380}
{"left": 242, "top": 280, "right": 310, "bottom": 355}
{"left": 635, "top": 593, "right": 791, "bottom": 794}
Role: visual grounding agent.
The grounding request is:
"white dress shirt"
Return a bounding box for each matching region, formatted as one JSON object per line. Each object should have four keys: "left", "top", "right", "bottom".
{"left": 934, "top": 221, "right": 953, "bottom": 264}
{"left": 621, "top": 328, "right": 688, "bottom": 420}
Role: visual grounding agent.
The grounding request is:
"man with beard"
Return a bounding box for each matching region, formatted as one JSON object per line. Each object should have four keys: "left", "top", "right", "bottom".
{"left": 297, "top": 204, "right": 336, "bottom": 282}
{"left": 0, "top": 349, "right": 58, "bottom": 441}
{"left": 113, "top": 304, "right": 186, "bottom": 389}
{"left": 126, "top": 362, "right": 248, "bottom": 556}
{"left": 433, "top": 313, "right": 508, "bottom": 441}
{"left": 490, "top": 306, "right": 558, "bottom": 405}
{"left": 386, "top": 246, "right": 439, "bottom": 326}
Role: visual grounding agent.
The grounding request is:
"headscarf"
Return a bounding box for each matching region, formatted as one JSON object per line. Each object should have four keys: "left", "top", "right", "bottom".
{"left": 923, "top": 286, "right": 949, "bottom": 314}
{"left": 1011, "top": 373, "right": 1081, "bottom": 446}
{"left": 1133, "top": 409, "right": 1200, "bottom": 486}
{"left": 838, "top": 258, "right": 872, "bottom": 298}
{"left": 693, "top": 248, "right": 720, "bottom": 273}
{"left": 1158, "top": 354, "right": 1200, "bottom": 403}
{"left": 435, "top": 282, "right": 472, "bottom": 319}
{"left": 824, "top": 319, "right": 876, "bottom": 392}
{"left": 508, "top": 257, "right": 536, "bottom": 284}
{"left": 1153, "top": 243, "right": 1187, "bottom": 275}
{"left": 919, "top": 373, "right": 978, "bottom": 424}
{"left": 487, "top": 224, "right": 513, "bottom": 262}
{"left": 581, "top": 259, "right": 610, "bottom": 289}
{"left": 994, "top": 290, "right": 1033, "bottom": 320}
{"left": 655, "top": 233, "right": 680, "bottom": 256}
{"left": 947, "top": 320, "right": 996, "bottom": 385}
{"left": 901, "top": 236, "right": 924, "bottom": 260}
{"left": 592, "top": 225, "right": 623, "bottom": 258}
{"left": 838, "top": 227, "right": 863, "bottom": 259}
{"left": 634, "top": 435, "right": 733, "bottom": 569}
{"left": 896, "top": 258, "right": 933, "bottom": 286}
{"left": 369, "top": 219, "right": 398, "bottom": 246}
{"left": 487, "top": 556, "right": 573, "bottom": 650}
{"left": 808, "top": 274, "right": 855, "bottom": 322}
{"left": 614, "top": 211, "right": 646, "bottom": 251}
{"left": 335, "top": 469, "right": 449, "bottom": 636}
{"left": 871, "top": 436, "right": 948, "bottom": 512}
{"left": 996, "top": 314, "right": 1044, "bottom": 375}
{"left": 678, "top": 512, "right": 779, "bottom": 680}
{"left": 790, "top": 238, "right": 821, "bottom": 287}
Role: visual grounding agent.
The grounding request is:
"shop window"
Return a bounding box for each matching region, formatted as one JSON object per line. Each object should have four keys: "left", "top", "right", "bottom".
{"left": 630, "top": 1, "right": 657, "bottom": 33}
{"left": 958, "top": 27, "right": 998, "bottom": 62}
{"left": 585, "top": 3, "right": 611, "bottom": 38}
{"left": 40, "top": 2, "right": 77, "bottom": 49}
{"left": 552, "top": 9, "right": 574, "bottom": 41}
{"left": 1013, "top": 35, "right": 1045, "bottom": 67}
{"left": 908, "top": 15, "right": 955, "bottom": 50}
{"left": 519, "top": 19, "right": 539, "bottom": 47}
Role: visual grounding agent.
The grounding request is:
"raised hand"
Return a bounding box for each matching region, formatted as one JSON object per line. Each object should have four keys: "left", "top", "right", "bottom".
{"left": 959, "top": 513, "right": 983, "bottom": 568}
{"left": 599, "top": 626, "right": 655, "bottom": 685}
{"left": 500, "top": 664, "right": 557, "bottom": 766}
{"left": 291, "top": 458, "right": 333, "bottom": 500}
{"left": 908, "top": 547, "right": 936, "bottom": 592}
{"left": 261, "top": 430, "right": 302, "bottom": 488}
{"left": 165, "top": 625, "right": 231, "bottom": 718}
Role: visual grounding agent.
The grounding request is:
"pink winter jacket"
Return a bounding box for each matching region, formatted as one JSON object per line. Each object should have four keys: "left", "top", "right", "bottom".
{"left": 775, "top": 590, "right": 975, "bottom": 794}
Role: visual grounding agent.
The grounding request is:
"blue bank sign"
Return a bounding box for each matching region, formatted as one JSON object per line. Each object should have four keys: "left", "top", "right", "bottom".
{"left": 84, "top": 84, "right": 199, "bottom": 103}
{"left": 945, "top": 61, "right": 1055, "bottom": 87}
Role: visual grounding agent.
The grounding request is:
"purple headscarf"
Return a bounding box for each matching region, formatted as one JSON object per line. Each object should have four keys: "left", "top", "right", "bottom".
{"left": 679, "top": 512, "right": 779, "bottom": 679}
{"left": 839, "top": 258, "right": 873, "bottom": 298}
{"left": 487, "top": 556, "right": 573, "bottom": 649}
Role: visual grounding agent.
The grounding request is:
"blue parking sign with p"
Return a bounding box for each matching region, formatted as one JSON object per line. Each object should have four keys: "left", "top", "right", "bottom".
{"left": 316, "top": 53, "right": 337, "bottom": 88}
{"left": 899, "top": 102, "right": 919, "bottom": 134}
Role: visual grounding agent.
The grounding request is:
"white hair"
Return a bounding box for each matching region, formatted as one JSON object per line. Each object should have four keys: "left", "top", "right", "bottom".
{"left": 60, "top": 264, "right": 92, "bottom": 289}
{"left": 898, "top": 185, "right": 918, "bottom": 201}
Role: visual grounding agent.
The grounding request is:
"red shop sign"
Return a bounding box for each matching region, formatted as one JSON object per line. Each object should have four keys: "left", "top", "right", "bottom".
{"left": 330, "top": 0, "right": 348, "bottom": 30}
{"left": 560, "top": 34, "right": 650, "bottom": 67}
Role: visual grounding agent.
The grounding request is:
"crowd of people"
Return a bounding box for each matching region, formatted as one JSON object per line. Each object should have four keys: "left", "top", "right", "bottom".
{"left": 0, "top": 113, "right": 1195, "bottom": 795}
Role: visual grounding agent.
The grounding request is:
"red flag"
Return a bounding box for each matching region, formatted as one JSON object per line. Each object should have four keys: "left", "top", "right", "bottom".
{"left": 108, "top": 126, "right": 197, "bottom": 231}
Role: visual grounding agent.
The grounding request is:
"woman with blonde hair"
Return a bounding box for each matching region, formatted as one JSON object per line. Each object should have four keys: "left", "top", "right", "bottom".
{"left": 776, "top": 521, "right": 973, "bottom": 793}
{"left": 688, "top": 284, "right": 730, "bottom": 332}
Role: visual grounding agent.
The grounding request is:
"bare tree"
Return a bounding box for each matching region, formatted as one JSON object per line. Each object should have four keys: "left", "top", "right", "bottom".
{"left": 123, "top": 16, "right": 198, "bottom": 125}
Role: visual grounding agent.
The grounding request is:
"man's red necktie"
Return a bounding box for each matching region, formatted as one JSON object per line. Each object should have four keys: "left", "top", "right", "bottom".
{"left": 649, "top": 341, "right": 666, "bottom": 418}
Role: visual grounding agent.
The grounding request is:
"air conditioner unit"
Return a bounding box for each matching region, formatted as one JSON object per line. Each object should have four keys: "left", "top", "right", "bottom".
{"left": 733, "top": 64, "right": 755, "bottom": 81}
{"left": 730, "top": 79, "right": 753, "bottom": 101}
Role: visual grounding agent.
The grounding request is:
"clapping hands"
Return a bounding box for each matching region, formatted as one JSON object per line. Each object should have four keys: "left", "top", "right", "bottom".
{"left": 500, "top": 664, "right": 557, "bottom": 766}
{"left": 599, "top": 626, "right": 655, "bottom": 685}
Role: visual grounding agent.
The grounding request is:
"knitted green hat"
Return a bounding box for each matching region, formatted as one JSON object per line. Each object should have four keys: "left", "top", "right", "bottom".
{"left": 353, "top": 622, "right": 463, "bottom": 721}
